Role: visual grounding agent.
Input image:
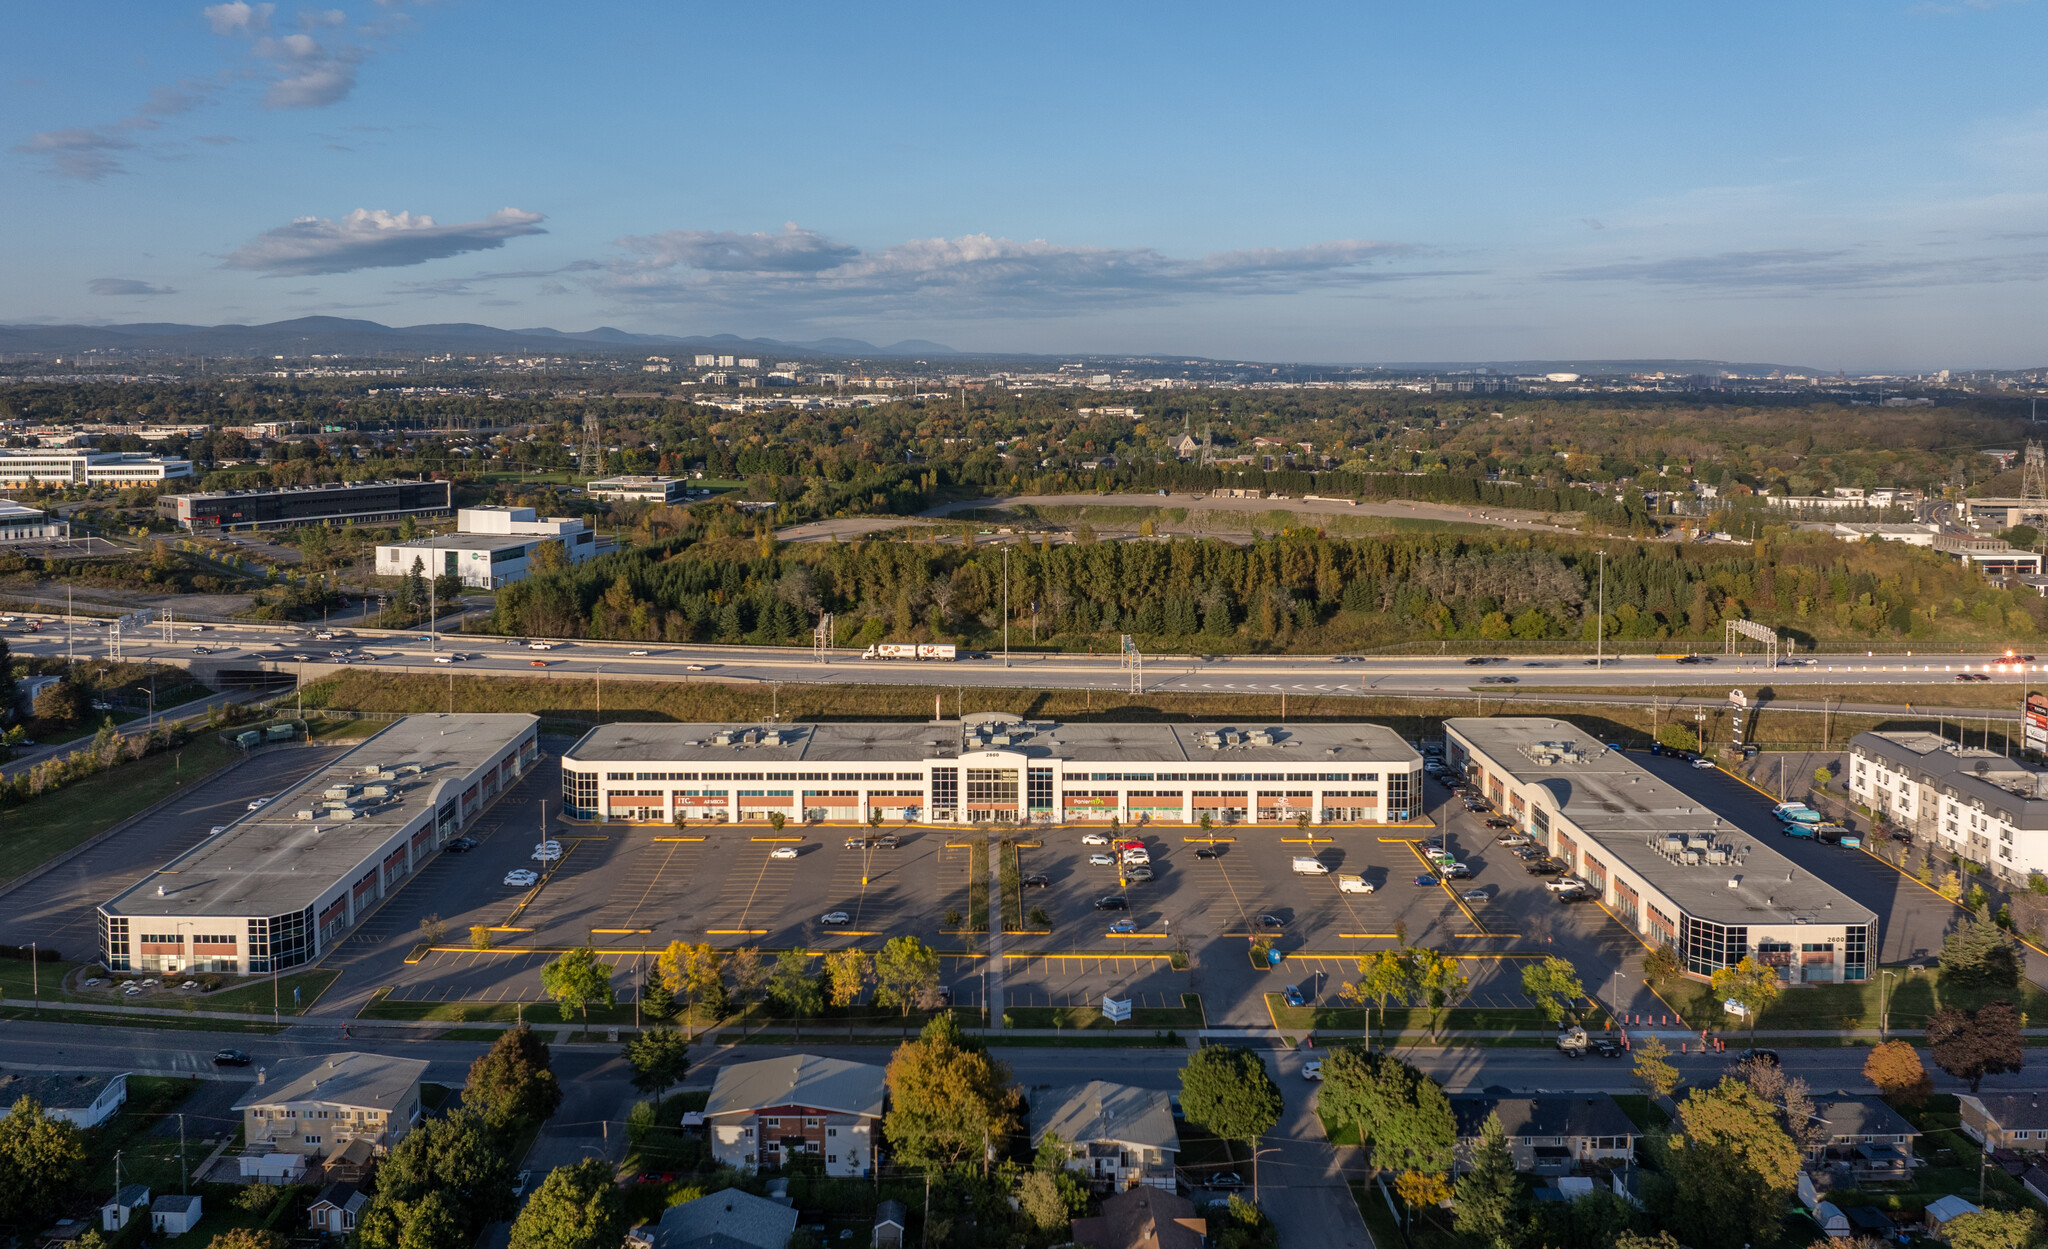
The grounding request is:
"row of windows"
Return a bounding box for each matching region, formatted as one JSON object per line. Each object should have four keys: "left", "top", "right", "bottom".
{"left": 1082, "top": 771, "right": 1386, "bottom": 782}
{"left": 584, "top": 768, "right": 1402, "bottom": 784}
{"left": 608, "top": 771, "right": 923, "bottom": 782}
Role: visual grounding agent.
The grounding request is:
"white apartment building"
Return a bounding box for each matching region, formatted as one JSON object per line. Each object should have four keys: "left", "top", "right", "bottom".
{"left": 0, "top": 450, "right": 194, "bottom": 487}
{"left": 562, "top": 714, "right": 1421, "bottom": 826}
{"left": 374, "top": 506, "right": 596, "bottom": 588}
{"left": 1849, "top": 730, "right": 2048, "bottom": 885}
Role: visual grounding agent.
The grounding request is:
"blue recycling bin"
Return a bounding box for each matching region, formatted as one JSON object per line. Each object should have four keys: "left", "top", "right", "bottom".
{"left": 1267, "top": 948, "right": 1283, "bottom": 966}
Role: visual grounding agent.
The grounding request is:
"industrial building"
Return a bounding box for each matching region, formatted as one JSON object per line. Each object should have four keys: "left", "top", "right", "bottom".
{"left": 374, "top": 506, "right": 596, "bottom": 588}
{"left": 1848, "top": 730, "right": 2048, "bottom": 885}
{"left": 560, "top": 713, "right": 1421, "bottom": 826}
{"left": 159, "top": 479, "right": 451, "bottom": 531}
{"left": 0, "top": 450, "right": 193, "bottom": 488}
{"left": 0, "top": 499, "right": 65, "bottom": 542}
{"left": 586, "top": 475, "right": 691, "bottom": 504}
{"left": 97, "top": 714, "right": 539, "bottom": 976}
{"left": 1445, "top": 718, "right": 1874, "bottom": 985}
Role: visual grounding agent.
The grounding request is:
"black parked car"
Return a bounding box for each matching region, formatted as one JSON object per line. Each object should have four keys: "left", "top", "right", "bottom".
{"left": 1094, "top": 896, "right": 1129, "bottom": 911}
{"left": 444, "top": 836, "right": 477, "bottom": 853}
{"left": 1195, "top": 846, "right": 1223, "bottom": 859}
{"left": 1022, "top": 873, "right": 1051, "bottom": 889}
{"left": 214, "top": 1049, "right": 252, "bottom": 1066}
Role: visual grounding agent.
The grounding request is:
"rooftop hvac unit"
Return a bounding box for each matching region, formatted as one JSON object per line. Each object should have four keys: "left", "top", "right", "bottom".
{"left": 295, "top": 809, "right": 316, "bottom": 821}
{"left": 362, "top": 784, "right": 390, "bottom": 798}
{"left": 323, "top": 786, "right": 355, "bottom": 801}
{"left": 329, "top": 808, "right": 359, "bottom": 821}
{"left": 1682, "top": 850, "right": 1702, "bottom": 865}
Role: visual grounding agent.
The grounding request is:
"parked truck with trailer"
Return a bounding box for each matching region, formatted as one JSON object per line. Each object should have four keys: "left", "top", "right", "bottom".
{"left": 862, "top": 643, "right": 957, "bottom": 661}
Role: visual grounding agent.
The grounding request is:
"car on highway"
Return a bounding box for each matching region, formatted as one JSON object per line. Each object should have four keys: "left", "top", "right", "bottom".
{"left": 629, "top": 650, "right": 651, "bottom": 656}
{"left": 1195, "top": 846, "right": 1223, "bottom": 859}
{"left": 1081, "top": 832, "right": 1111, "bottom": 845}
{"left": 247, "top": 797, "right": 270, "bottom": 811}
{"left": 820, "top": 911, "right": 852, "bottom": 926}
{"left": 770, "top": 846, "right": 799, "bottom": 860}
{"left": 1107, "top": 920, "right": 1138, "bottom": 934}
{"left": 1022, "top": 873, "right": 1051, "bottom": 889}
{"left": 1089, "top": 853, "right": 1116, "bottom": 866}
{"left": 1302, "top": 1059, "right": 1323, "bottom": 1081}
{"left": 504, "top": 869, "right": 539, "bottom": 887}
{"left": 684, "top": 664, "right": 708, "bottom": 672}
{"left": 214, "top": 1048, "right": 252, "bottom": 1066}
{"left": 192, "top": 645, "right": 212, "bottom": 655}
{"left": 434, "top": 654, "right": 455, "bottom": 664}
{"left": 528, "top": 641, "right": 554, "bottom": 650}
{"left": 529, "top": 659, "right": 550, "bottom": 667}
{"left": 1094, "top": 896, "right": 1130, "bottom": 911}
{"left": 1479, "top": 675, "right": 1518, "bottom": 684}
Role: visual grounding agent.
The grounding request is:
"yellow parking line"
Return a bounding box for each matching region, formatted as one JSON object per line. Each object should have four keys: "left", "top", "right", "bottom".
{"left": 1105, "top": 932, "right": 1168, "bottom": 939}
{"left": 748, "top": 836, "right": 803, "bottom": 842}
{"left": 1337, "top": 933, "right": 1402, "bottom": 939}
{"left": 1281, "top": 836, "right": 1333, "bottom": 845}
{"left": 1181, "top": 835, "right": 1237, "bottom": 842}
{"left": 706, "top": 928, "right": 768, "bottom": 935}
{"left": 1377, "top": 836, "right": 1424, "bottom": 843}
{"left": 487, "top": 926, "right": 535, "bottom": 932}
{"left": 653, "top": 836, "right": 705, "bottom": 842}
{"left": 591, "top": 928, "right": 652, "bottom": 934}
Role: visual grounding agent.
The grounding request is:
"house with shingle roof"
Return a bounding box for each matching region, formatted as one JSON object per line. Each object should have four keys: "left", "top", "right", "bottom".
{"left": 706, "top": 1055, "right": 884, "bottom": 1177}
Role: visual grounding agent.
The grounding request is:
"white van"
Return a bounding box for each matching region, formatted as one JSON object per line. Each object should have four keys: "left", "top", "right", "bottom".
{"left": 1337, "top": 873, "right": 1374, "bottom": 894}
{"left": 1291, "top": 857, "right": 1330, "bottom": 876}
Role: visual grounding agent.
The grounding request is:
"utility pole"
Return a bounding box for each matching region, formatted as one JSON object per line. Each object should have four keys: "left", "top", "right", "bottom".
{"left": 1002, "top": 544, "right": 1010, "bottom": 669}
{"left": 179, "top": 1113, "right": 187, "bottom": 1194}
{"left": 1596, "top": 549, "right": 1605, "bottom": 667}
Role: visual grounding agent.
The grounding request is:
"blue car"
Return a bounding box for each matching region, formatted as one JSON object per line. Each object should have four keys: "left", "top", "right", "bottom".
{"left": 1107, "top": 920, "right": 1137, "bottom": 934}
{"left": 1283, "top": 984, "right": 1307, "bottom": 1007}
{"left": 1414, "top": 873, "right": 1440, "bottom": 886}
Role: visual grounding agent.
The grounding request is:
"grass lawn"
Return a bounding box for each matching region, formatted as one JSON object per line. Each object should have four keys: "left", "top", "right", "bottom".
{"left": 31, "top": 963, "right": 340, "bottom": 1017}
{"left": 85, "top": 1075, "right": 206, "bottom": 1192}
{"left": 0, "top": 734, "right": 239, "bottom": 888}
{"left": 1652, "top": 965, "right": 2048, "bottom": 1031}
{"left": 1001, "top": 994, "right": 1204, "bottom": 1031}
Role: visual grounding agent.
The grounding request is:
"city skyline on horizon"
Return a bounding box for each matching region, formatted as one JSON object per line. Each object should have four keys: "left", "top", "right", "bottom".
{"left": 11, "top": 2, "right": 2048, "bottom": 372}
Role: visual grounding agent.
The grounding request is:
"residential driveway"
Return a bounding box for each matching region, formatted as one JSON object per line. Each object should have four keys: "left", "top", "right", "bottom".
{"left": 1261, "top": 1048, "right": 1374, "bottom": 1249}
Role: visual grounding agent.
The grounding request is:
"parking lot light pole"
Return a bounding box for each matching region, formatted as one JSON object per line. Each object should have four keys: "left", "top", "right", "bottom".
{"left": 1879, "top": 968, "right": 1897, "bottom": 1036}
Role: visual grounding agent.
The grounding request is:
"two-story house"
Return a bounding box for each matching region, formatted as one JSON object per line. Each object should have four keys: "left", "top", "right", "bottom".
{"left": 1448, "top": 1095, "right": 1639, "bottom": 1175}
{"left": 0, "top": 1072, "right": 129, "bottom": 1129}
{"left": 705, "top": 1055, "right": 885, "bottom": 1178}
{"left": 231, "top": 1052, "right": 429, "bottom": 1175}
{"left": 1959, "top": 1093, "right": 2048, "bottom": 1151}
{"left": 1030, "top": 1081, "right": 1180, "bottom": 1192}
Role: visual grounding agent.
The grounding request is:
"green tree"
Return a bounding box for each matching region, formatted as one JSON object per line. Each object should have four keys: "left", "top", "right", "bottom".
{"left": 1944, "top": 1208, "right": 2044, "bottom": 1249}
{"left": 1413, "top": 948, "right": 1470, "bottom": 1039}
{"left": 655, "top": 940, "right": 724, "bottom": 1037}
{"left": 1929, "top": 1002, "right": 2026, "bottom": 1092}
{"left": 1642, "top": 942, "right": 1682, "bottom": 986}
{"left": 354, "top": 1110, "right": 514, "bottom": 1249}
{"left": 1179, "top": 1045, "right": 1285, "bottom": 1200}
{"left": 1709, "top": 955, "right": 1781, "bottom": 1046}
{"left": 766, "top": 950, "right": 824, "bottom": 1037}
{"left": 1452, "top": 1111, "right": 1521, "bottom": 1249}
{"left": 874, "top": 935, "right": 943, "bottom": 1021}
{"left": 1341, "top": 948, "right": 1415, "bottom": 1043}
{"left": 206, "top": 1231, "right": 284, "bottom": 1249}
{"left": 882, "top": 1013, "right": 1020, "bottom": 1173}
{"left": 624, "top": 1028, "right": 690, "bottom": 1103}
{"left": 0, "top": 1095, "right": 86, "bottom": 1230}
{"left": 723, "top": 946, "right": 766, "bottom": 1015}
{"left": 1940, "top": 917, "right": 2023, "bottom": 992}
{"left": 508, "top": 1159, "right": 625, "bottom": 1249}
{"left": 1016, "top": 1170, "right": 1068, "bottom": 1232}
{"left": 1520, "top": 955, "right": 1586, "bottom": 1025}
{"left": 464, "top": 1023, "right": 564, "bottom": 1141}
{"left": 540, "top": 947, "right": 615, "bottom": 1027}
{"left": 1654, "top": 1078, "right": 1801, "bottom": 1249}
{"left": 1631, "top": 1036, "right": 1681, "bottom": 1098}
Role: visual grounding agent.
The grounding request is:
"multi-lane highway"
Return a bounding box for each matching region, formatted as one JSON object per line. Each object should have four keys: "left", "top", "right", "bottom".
{"left": 8, "top": 611, "right": 2040, "bottom": 706}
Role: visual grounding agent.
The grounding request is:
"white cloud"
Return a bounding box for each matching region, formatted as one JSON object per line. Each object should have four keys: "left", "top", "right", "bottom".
{"left": 89, "top": 278, "right": 178, "bottom": 296}
{"left": 203, "top": 1, "right": 272, "bottom": 34}
{"left": 12, "top": 128, "right": 136, "bottom": 180}
{"left": 598, "top": 224, "right": 1423, "bottom": 314}
{"left": 223, "top": 207, "right": 547, "bottom": 276}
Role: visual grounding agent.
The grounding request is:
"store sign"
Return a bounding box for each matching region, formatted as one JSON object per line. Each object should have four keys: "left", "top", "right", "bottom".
{"left": 2027, "top": 692, "right": 2048, "bottom": 752}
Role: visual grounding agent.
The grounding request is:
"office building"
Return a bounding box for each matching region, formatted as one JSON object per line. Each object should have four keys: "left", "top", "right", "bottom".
{"left": 1848, "top": 730, "right": 2048, "bottom": 885}
{"left": 0, "top": 500, "right": 65, "bottom": 542}
{"left": 0, "top": 450, "right": 193, "bottom": 488}
{"left": 586, "top": 475, "right": 690, "bottom": 504}
{"left": 374, "top": 506, "right": 595, "bottom": 588}
{"left": 159, "top": 479, "right": 451, "bottom": 531}
{"left": 560, "top": 713, "right": 1421, "bottom": 826}
{"left": 1445, "top": 718, "right": 1874, "bottom": 984}
{"left": 97, "top": 715, "right": 539, "bottom": 976}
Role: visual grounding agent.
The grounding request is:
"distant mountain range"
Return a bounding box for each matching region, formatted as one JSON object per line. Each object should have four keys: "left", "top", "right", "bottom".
{"left": 0, "top": 316, "right": 959, "bottom": 359}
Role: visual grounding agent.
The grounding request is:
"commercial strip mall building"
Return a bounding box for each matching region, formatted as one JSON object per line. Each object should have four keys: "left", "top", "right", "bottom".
{"left": 561, "top": 713, "right": 1422, "bottom": 826}
{"left": 97, "top": 714, "right": 539, "bottom": 976}
{"left": 1445, "top": 717, "right": 1874, "bottom": 984}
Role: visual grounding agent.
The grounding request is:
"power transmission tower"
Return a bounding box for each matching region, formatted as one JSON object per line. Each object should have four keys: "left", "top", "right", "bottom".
{"left": 580, "top": 410, "right": 603, "bottom": 478}
{"left": 2024, "top": 440, "right": 2047, "bottom": 503}
{"left": 1120, "top": 634, "right": 1143, "bottom": 695}
{"left": 813, "top": 613, "right": 833, "bottom": 663}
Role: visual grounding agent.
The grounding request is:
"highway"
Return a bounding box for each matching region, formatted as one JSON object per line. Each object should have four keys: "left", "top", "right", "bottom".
{"left": 5, "top": 611, "right": 2040, "bottom": 707}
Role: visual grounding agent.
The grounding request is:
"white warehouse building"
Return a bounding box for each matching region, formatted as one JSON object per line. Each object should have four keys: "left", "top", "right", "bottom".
{"left": 561, "top": 713, "right": 1421, "bottom": 826}
{"left": 0, "top": 450, "right": 194, "bottom": 487}
{"left": 98, "top": 715, "right": 538, "bottom": 976}
{"left": 374, "top": 506, "right": 596, "bottom": 588}
{"left": 1446, "top": 718, "right": 1874, "bottom": 985}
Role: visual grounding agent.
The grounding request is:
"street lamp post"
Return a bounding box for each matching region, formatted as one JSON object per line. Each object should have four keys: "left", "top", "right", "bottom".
{"left": 1695, "top": 710, "right": 1708, "bottom": 758}
{"left": 1002, "top": 544, "right": 1010, "bottom": 669}
{"left": 1879, "top": 968, "right": 1897, "bottom": 1037}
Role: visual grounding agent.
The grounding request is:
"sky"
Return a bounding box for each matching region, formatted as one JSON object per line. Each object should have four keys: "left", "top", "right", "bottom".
{"left": 8, "top": 1, "right": 2048, "bottom": 369}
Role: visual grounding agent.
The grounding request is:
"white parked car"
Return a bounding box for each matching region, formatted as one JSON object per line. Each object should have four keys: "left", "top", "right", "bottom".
{"left": 531, "top": 840, "right": 564, "bottom": 862}
{"left": 504, "top": 869, "right": 539, "bottom": 887}
{"left": 247, "top": 797, "right": 270, "bottom": 811}
{"left": 1303, "top": 1060, "right": 1323, "bottom": 1081}
{"left": 1691, "top": 758, "right": 1716, "bottom": 770}
{"left": 1081, "top": 833, "right": 1111, "bottom": 845}
{"left": 1121, "top": 849, "right": 1151, "bottom": 865}
{"left": 820, "top": 911, "right": 851, "bottom": 926}
{"left": 210, "top": 825, "right": 227, "bottom": 836}
{"left": 1089, "top": 853, "right": 1116, "bottom": 866}
{"left": 770, "top": 846, "right": 799, "bottom": 860}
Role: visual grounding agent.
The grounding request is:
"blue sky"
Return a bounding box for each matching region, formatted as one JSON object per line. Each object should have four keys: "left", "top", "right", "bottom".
{"left": 9, "top": 1, "right": 2048, "bottom": 368}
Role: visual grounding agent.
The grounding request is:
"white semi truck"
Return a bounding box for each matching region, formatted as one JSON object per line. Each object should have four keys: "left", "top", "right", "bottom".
{"left": 862, "top": 643, "right": 957, "bottom": 661}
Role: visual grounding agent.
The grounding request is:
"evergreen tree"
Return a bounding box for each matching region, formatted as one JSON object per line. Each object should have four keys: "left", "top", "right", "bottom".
{"left": 1452, "top": 1111, "right": 1521, "bottom": 1249}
